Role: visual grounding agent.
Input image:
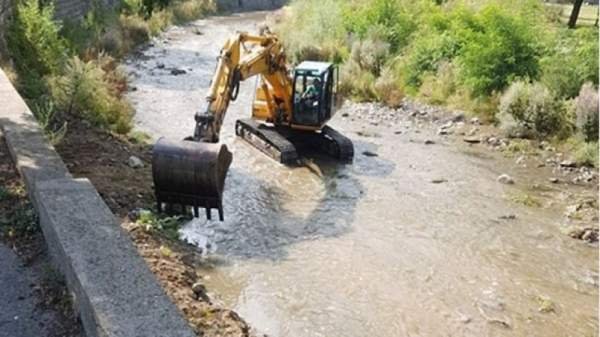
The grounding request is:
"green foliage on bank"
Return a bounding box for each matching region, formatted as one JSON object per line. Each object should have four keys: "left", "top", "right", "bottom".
{"left": 4, "top": 0, "right": 214, "bottom": 140}
{"left": 276, "top": 0, "right": 599, "bottom": 161}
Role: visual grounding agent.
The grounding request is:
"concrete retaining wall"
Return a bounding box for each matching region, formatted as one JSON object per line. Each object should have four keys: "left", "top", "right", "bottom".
{"left": 0, "top": 68, "right": 196, "bottom": 337}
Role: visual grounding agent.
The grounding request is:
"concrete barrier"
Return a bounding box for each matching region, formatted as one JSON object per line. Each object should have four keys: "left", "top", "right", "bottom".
{"left": 0, "top": 70, "right": 196, "bottom": 337}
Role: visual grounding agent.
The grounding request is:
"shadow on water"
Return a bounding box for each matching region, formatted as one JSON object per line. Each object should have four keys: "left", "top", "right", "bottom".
{"left": 182, "top": 143, "right": 396, "bottom": 261}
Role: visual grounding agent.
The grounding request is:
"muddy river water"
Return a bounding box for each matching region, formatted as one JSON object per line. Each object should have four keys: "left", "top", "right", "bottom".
{"left": 124, "top": 11, "right": 598, "bottom": 337}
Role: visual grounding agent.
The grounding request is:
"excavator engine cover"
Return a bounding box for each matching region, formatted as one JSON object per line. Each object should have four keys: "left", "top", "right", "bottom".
{"left": 152, "top": 138, "right": 232, "bottom": 220}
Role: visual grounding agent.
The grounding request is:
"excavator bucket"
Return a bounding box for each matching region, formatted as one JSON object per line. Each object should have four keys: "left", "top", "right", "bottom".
{"left": 152, "top": 138, "right": 232, "bottom": 220}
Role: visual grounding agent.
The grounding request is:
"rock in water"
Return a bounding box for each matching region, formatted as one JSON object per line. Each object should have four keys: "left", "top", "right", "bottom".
{"left": 463, "top": 136, "right": 481, "bottom": 144}
{"left": 191, "top": 282, "right": 211, "bottom": 302}
{"left": 560, "top": 160, "right": 577, "bottom": 168}
{"left": 170, "top": 68, "right": 187, "bottom": 75}
{"left": 128, "top": 155, "right": 144, "bottom": 168}
{"left": 362, "top": 151, "right": 378, "bottom": 157}
{"left": 497, "top": 174, "right": 514, "bottom": 185}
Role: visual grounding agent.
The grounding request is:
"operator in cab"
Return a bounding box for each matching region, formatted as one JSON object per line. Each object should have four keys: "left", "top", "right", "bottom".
{"left": 301, "top": 77, "right": 322, "bottom": 108}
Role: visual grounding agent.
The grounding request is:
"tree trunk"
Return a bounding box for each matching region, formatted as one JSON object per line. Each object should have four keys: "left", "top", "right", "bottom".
{"left": 568, "top": 0, "right": 584, "bottom": 29}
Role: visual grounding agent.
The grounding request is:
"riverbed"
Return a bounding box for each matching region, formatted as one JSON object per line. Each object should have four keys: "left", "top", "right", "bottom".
{"left": 124, "top": 11, "right": 599, "bottom": 337}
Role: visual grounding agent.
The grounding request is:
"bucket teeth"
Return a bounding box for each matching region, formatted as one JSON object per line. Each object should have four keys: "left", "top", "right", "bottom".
{"left": 152, "top": 138, "right": 232, "bottom": 221}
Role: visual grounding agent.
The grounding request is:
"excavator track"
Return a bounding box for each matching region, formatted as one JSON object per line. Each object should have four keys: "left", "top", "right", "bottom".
{"left": 236, "top": 119, "right": 354, "bottom": 164}
{"left": 235, "top": 119, "right": 299, "bottom": 164}
{"left": 317, "top": 125, "right": 354, "bottom": 162}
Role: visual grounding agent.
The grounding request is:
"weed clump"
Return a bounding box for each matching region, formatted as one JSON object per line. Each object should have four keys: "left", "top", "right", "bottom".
{"left": 119, "top": 14, "right": 151, "bottom": 47}
{"left": 574, "top": 141, "right": 599, "bottom": 167}
{"left": 574, "top": 82, "right": 599, "bottom": 142}
{"left": 7, "top": 0, "right": 67, "bottom": 98}
{"left": 136, "top": 210, "right": 186, "bottom": 241}
{"left": 49, "top": 55, "right": 132, "bottom": 134}
{"left": 498, "top": 81, "right": 566, "bottom": 137}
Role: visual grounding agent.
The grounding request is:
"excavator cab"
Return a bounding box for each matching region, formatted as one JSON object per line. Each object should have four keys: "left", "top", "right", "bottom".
{"left": 291, "top": 61, "right": 337, "bottom": 127}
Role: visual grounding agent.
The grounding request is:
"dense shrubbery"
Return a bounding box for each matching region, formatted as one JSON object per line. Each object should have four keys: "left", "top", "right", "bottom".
{"left": 276, "top": 0, "right": 559, "bottom": 107}
{"left": 276, "top": 0, "right": 599, "bottom": 160}
{"left": 7, "top": 0, "right": 67, "bottom": 98}
{"left": 540, "top": 27, "right": 599, "bottom": 99}
{"left": 5, "top": 0, "right": 213, "bottom": 140}
{"left": 49, "top": 55, "right": 132, "bottom": 134}
{"left": 456, "top": 6, "right": 541, "bottom": 97}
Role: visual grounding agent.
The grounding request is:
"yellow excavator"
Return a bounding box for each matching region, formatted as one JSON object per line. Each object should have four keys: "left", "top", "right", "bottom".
{"left": 151, "top": 29, "right": 353, "bottom": 220}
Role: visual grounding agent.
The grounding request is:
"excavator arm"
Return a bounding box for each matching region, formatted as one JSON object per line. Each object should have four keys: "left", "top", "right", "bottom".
{"left": 152, "top": 30, "right": 294, "bottom": 221}
{"left": 193, "top": 31, "right": 293, "bottom": 143}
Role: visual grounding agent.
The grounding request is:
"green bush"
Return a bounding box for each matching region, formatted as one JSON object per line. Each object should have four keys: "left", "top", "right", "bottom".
{"left": 574, "top": 82, "right": 599, "bottom": 142}
{"left": 341, "top": 0, "right": 418, "bottom": 52}
{"left": 49, "top": 56, "right": 132, "bottom": 134}
{"left": 498, "top": 81, "right": 566, "bottom": 137}
{"left": 575, "top": 141, "right": 599, "bottom": 167}
{"left": 7, "top": 0, "right": 67, "bottom": 98}
{"left": 402, "top": 31, "right": 458, "bottom": 89}
{"left": 400, "top": 3, "right": 541, "bottom": 97}
{"left": 457, "top": 6, "right": 541, "bottom": 97}
{"left": 541, "top": 27, "right": 599, "bottom": 99}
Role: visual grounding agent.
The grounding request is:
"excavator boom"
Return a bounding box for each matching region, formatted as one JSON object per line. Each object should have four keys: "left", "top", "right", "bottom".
{"left": 193, "top": 31, "right": 293, "bottom": 142}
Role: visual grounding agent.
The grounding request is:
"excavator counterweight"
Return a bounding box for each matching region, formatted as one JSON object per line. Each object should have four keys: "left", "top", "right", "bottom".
{"left": 152, "top": 30, "right": 353, "bottom": 220}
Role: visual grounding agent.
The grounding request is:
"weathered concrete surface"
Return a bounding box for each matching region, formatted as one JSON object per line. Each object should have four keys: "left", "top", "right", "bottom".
{"left": 35, "top": 178, "right": 196, "bottom": 337}
{"left": 0, "top": 71, "right": 71, "bottom": 207}
{"left": 0, "top": 68, "right": 196, "bottom": 337}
